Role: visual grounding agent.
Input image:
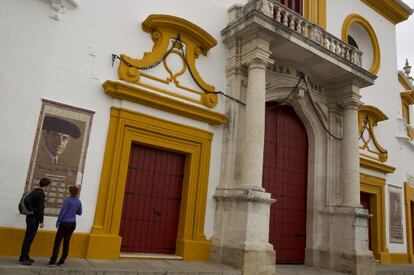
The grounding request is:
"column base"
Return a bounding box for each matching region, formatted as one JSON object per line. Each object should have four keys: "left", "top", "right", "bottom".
{"left": 211, "top": 244, "right": 276, "bottom": 275}
{"left": 314, "top": 206, "right": 376, "bottom": 275}
{"left": 212, "top": 188, "right": 276, "bottom": 275}
{"left": 314, "top": 249, "right": 375, "bottom": 275}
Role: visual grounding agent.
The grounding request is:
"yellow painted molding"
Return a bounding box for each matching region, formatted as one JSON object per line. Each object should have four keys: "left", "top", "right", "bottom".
{"left": 401, "top": 90, "right": 414, "bottom": 105}
{"left": 358, "top": 105, "right": 389, "bottom": 162}
{"left": 360, "top": 173, "right": 387, "bottom": 261}
{"left": 360, "top": 157, "right": 395, "bottom": 174}
{"left": 0, "top": 227, "right": 89, "bottom": 258}
{"left": 405, "top": 182, "right": 414, "bottom": 263}
{"left": 86, "top": 234, "right": 122, "bottom": 259}
{"left": 90, "top": 107, "right": 213, "bottom": 260}
{"left": 361, "top": 0, "right": 412, "bottom": 25}
{"left": 380, "top": 253, "right": 410, "bottom": 264}
{"left": 401, "top": 90, "right": 414, "bottom": 127}
{"left": 399, "top": 73, "right": 412, "bottom": 90}
{"left": 118, "top": 14, "right": 219, "bottom": 108}
{"left": 142, "top": 14, "right": 217, "bottom": 55}
{"left": 102, "top": 80, "right": 228, "bottom": 125}
{"left": 342, "top": 14, "right": 381, "bottom": 74}
{"left": 304, "top": 0, "right": 327, "bottom": 29}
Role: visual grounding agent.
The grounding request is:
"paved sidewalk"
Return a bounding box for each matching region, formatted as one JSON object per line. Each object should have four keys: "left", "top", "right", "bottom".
{"left": 0, "top": 256, "right": 241, "bottom": 275}
{"left": 276, "top": 265, "right": 347, "bottom": 275}
{"left": 376, "top": 263, "right": 414, "bottom": 275}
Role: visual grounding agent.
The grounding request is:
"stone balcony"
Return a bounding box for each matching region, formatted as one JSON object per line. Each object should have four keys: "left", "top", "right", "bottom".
{"left": 222, "top": 0, "right": 376, "bottom": 87}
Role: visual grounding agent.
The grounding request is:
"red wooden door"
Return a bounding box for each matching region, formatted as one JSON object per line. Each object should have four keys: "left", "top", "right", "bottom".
{"left": 280, "top": 0, "right": 303, "bottom": 15}
{"left": 263, "top": 104, "right": 308, "bottom": 264}
{"left": 360, "top": 192, "right": 371, "bottom": 250}
{"left": 119, "top": 144, "right": 185, "bottom": 254}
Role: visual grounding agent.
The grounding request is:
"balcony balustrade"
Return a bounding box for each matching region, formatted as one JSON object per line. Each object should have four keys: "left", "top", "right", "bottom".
{"left": 238, "top": 0, "right": 363, "bottom": 67}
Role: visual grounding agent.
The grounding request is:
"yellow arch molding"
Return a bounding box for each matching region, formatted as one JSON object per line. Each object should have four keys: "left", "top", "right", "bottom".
{"left": 342, "top": 14, "right": 381, "bottom": 75}
{"left": 118, "top": 14, "right": 219, "bottom": 108}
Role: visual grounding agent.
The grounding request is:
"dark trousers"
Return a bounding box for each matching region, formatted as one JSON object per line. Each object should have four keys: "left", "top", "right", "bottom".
{"left": 50, "top": 222, "right": 76, "bottom": 264}
{"left": 20, "top": 215, "right": 40, "bottom": 261}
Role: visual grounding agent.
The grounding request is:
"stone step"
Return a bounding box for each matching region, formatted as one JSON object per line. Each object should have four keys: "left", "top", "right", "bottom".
{"left": 376, "top": 264, "right": 414, "bottom": 275}
{"left": 0, "top": 257, "right": 241, "bottom": 275}
{"left": 276, "top": 265, "right": 348, "bottom": 275}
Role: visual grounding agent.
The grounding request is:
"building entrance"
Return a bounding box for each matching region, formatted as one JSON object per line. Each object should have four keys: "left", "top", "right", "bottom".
{"left": 263, "top": 104, "right": 308, "bottom": 264}
{"left": 119, "top": 143, "right": 185, "bottom": 254}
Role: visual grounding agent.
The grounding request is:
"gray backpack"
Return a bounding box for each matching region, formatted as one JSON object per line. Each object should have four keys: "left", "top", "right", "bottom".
{"left": 18, "top": 192, "right": 33, "bottom": 215}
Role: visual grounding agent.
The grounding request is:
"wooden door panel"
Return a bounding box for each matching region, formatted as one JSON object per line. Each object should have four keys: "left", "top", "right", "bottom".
{"left": 263, "top": 104, "right": 308, "bottom": 264}
{"left": 120, "top": 144, "right": 185, "bottom": 254}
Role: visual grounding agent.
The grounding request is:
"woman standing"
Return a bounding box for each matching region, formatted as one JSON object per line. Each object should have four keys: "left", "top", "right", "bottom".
{"left": 47, "top": 185, "right": 82, "bottom": 267}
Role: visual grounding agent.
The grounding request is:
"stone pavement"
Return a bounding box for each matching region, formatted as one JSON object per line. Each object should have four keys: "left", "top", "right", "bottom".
{"left": 276, "top": 265, "right": 347, "bottom": 275}
{"left": 0, "top": 256, "right": 241, "bottom": 275}
{"left": 376, "top": 263, "right": 414, "bottom": 275}
{"left": 1, "top": 256, "right": 413, "bottom": 275}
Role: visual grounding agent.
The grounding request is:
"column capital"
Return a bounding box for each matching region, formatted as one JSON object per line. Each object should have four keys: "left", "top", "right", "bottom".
{"left": 337, "top": 96, "right": 362, "bottom": 110}
{"left": 241, "top": 47, "right": 273, "bottom": 67}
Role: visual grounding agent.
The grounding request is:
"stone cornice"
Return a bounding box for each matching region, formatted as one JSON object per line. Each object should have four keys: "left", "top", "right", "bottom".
{"left": 361, "top": 0, "right": 412, "bottom": 24}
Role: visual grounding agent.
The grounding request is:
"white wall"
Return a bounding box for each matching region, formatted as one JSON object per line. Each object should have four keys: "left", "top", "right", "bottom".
{"left": 0, "top": 0, "right": 245, "bottom": 237}
{"left": 328, "top": 0, "right": 410, "bottom": 253}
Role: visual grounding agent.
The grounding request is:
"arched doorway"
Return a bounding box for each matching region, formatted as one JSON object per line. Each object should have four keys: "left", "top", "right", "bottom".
{"left": 263, "top": 104, "right": 308, "bottom": 264}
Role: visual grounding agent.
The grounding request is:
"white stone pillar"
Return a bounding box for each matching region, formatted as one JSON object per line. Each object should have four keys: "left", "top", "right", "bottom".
{"left": 241, "top": 59, "right": 268, "bottom": 191}
{"left": 341, "top": 102, "right": 360, "bottom": 206}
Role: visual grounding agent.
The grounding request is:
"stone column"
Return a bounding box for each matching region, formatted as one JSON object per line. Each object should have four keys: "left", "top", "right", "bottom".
{"left": 240, "top": 58, "right": 267, "bottom": 191}
{"left": 211, "top": 34, "right": 276, "bottom": 275}
{"left": 340, "top": 100, "right": 360, "bottom": 207}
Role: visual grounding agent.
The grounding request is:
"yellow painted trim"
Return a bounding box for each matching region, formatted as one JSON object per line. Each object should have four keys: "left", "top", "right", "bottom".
{"left": 304, "top": 0, "right": 327, "bottom": 29}
{"left": 358, "top": 105, "right": 389, "bottom": 162}
{"left": 102, "top": 80, "right": 228, "bottom": 125}
{"left": 360, "top": 173, "right": 388, "bottom": 262}
{"left": 90, "top": 107, "right": 213, "bottom": 260}
{"left": 118, "top": 14, "right": 219, "bottom": 108}
{"left": 399, "top": 74, "right": 412, "bottom": 91}
{"left": 360, "top": 157, "right": 395, "bottom": 174}
{"left": 361, "top": 0, "right": 412, "bottom": 25}
{"left": 380, "top": 253, "right": 410, "bottom": 264}
{"left": 342, "top": 14, "right": 381, "bottom": 74}
{"left": 0, "top": 227, "right": 89, "bottom": 258}
{"left": 405, "top": 182, "right": 414, "bottom": 263}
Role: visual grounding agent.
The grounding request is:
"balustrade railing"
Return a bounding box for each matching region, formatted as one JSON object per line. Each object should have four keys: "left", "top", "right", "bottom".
{"left": 242, "top": 0, "right": 363, "bottom": 67}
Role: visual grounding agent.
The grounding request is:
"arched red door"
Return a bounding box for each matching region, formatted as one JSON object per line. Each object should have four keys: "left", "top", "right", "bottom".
{"left": 263, "top": 104, "right": 308, "bottom": 264}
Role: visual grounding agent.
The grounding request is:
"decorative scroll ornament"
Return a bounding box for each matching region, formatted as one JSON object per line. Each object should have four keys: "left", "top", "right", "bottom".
{"left": 358, "top": 105, "right": 388, "bottom": 162}
{"left": 117, "top": 14, "right": 219, "bottom": 108}
{"left": 400, "top": 90, "right": 414, "bottom": 140}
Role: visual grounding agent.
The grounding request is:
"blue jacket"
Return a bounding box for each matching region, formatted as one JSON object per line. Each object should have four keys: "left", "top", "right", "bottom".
{"left": 56, "top": 196, "right": 82, "bottom": 227}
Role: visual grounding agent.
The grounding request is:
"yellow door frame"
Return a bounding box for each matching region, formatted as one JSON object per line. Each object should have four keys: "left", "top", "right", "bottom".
{"left": 86, "top": 107, "right": 213, "bottom": 260}
{"left": 405, "top": 182, "right": 414, "bottom": 263}
{"left": 360, "top": 173, "right": 388, "bottom": 261}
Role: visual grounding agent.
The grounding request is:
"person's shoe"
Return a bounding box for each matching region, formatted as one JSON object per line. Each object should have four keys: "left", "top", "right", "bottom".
{"left": 20, "top": 260, "right": 32, "bottom": 266}
{"left": 46, "top": 262, "right": 56, "bottom": 267}
{"left": 57, "top": 263, "right": 65, "bottom": 267}
{"left": 19, "top": 258, "right": 34, "bottom": 263}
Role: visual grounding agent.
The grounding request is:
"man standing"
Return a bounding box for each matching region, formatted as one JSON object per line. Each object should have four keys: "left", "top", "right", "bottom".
{"left": 19, "top": 178, "right": 51, "bottom": 265}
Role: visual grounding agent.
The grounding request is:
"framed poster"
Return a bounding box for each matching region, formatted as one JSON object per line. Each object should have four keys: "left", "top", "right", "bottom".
{"left": 26, "top": 99, "right": 94, "bottom": 216}
{"left": 389, "top": 186, "right": 403, "bottom": 244}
